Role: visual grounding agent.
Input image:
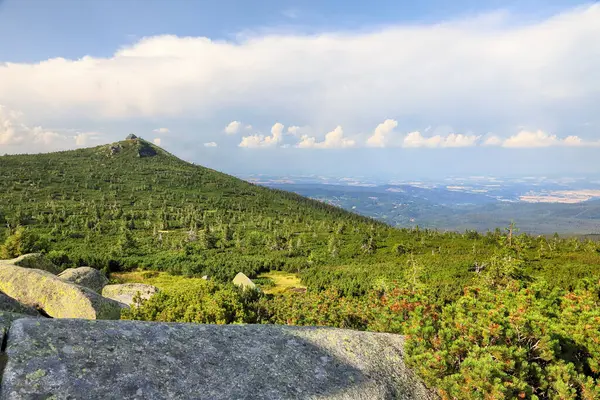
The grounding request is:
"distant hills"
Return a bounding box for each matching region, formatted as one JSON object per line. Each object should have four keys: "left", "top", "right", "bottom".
{"left": 264, "top": 182, "right": 600, "bottom": 235}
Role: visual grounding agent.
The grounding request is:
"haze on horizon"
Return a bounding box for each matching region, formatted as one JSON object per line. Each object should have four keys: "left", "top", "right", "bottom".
{"left": 0, "top": 0, "right": 599, "bottom": 179}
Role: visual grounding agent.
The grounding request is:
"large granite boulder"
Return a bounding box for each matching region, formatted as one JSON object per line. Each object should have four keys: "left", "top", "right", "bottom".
{"left": 0, "top": 319, "right": 435, "bottom": 399}
{"left": 0, "top": 263, "right": 122, "bottom": 320}
{"left": 102, "top": 283, "right": 159, "bottom": 307}
{"left": 0, "top": 292, "right": 39, "bottom": 317}
{"left": 58, "top": 267, "right": 109, "bottom": 293}
{"left": 5, "top": 253, "right": 62, "bottom": 275}
{"left": 232, "top": 272, "right": 256, "bottom": 290}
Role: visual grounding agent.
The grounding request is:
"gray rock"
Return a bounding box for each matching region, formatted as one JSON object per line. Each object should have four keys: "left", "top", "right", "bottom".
{"left": 102, "top": 283, "right": 159, "bottom": 307}
{"left": 0, "top": 320, "right": 434, "bottom": 400}
{"left": 58, "top": 267, "right": 109, "bottom": 293}
{"left": 5, "top": 253, "right": 62, "bottom": 275}
{"left": 0, "top": 263, "right": 122, "bottom": 320}
{"left": 0, "top": 292, "right": 39, "bottom": 316}
{"left": 232, "top": 272, "right": 256, "bottom": 290}
{"left": 0, "top": 313, "right": 39, "bottom": 380}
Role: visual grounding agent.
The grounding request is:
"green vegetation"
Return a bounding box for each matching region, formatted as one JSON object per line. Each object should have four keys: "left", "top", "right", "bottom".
{"left": 255, "top": 271, "right": 305, "bottom": 294}
{"left": 2, "top": 139, "right": 600, "bottom": 399}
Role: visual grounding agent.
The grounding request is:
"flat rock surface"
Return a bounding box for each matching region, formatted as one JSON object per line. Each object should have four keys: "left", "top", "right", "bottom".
{"left": 0, "top": 319, "right": 434, "bottom": 400}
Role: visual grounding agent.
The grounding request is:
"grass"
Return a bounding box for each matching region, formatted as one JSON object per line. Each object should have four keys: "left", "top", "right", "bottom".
{"left": 256, "top": 271, "right": 306, "bottom": 294}
{"left": 110, "top": 271, "right": 209, "bottom": 292}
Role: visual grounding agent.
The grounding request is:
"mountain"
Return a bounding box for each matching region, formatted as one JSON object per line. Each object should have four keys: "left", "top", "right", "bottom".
{"left": 2, "top": 137, "right": 600, "bottom": 398}
{"left": 1, "top": 137, "right": 599, "bottom": 297}
{"left": 0, "top": 137, "right": 381, "bottom": 281}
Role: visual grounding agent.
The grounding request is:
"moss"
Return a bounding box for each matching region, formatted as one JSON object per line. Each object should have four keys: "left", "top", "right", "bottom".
{"left": 25, "top": 369, "right": 46, "bottom": 381}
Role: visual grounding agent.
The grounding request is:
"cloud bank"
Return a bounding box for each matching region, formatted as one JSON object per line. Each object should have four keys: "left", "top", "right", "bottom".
{"left": 0, "top": 4, "right": 597, "bottom": 136}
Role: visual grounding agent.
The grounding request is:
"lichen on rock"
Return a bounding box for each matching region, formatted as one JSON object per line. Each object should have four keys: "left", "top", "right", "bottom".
{"left": 0, "top": 319, "right": 435, "bottom": 400}
{"left": 0, "top": 261, "right": 122, "bottom": 320}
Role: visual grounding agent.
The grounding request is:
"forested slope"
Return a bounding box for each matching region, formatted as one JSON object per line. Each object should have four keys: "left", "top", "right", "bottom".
{"left": 2, "top": 138, "right": 600, "bottom": 398}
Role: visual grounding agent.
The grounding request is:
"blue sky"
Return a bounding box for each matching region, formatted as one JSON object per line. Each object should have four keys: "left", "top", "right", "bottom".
{"left": 0, "top": 0, "right": 599, "bottom": 179}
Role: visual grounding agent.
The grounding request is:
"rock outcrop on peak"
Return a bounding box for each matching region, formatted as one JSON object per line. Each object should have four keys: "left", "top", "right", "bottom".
{"left": 58, "top": 267, "right": 109, "bottom": 293}
{"left": 0, "top": 318, "right": 435, "bottom": 400}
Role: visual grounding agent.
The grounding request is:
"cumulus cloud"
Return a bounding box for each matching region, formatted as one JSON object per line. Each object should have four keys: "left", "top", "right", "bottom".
{"left": 153, "top": 127, "right": 170, "bottom": 134}
{"left": 0, "top": 4, "right": 597, "bottom": 138}
{"left": 366, "top": 119, "right": 398, "bottom": 147}
{"left": 239, "top": 122, "right": 284, "bottom": 148}
{"left": 287, "top": 126, "right": 302, "bottom": 136}
{"left": 297, "top": 126, "right": 356, "bottom": 149}
{"left": 402, "top": 131, "right": 480, "bottom": 148}
{"left": 153, "top": 138, "right": 162, "bottom": 146}
{"left": 74, "top": 132, "right": 102, "bottom": 147}
{"left": 204, "top": 142, "right": 218, "bottom": 147}
{"left": 224, "top": 121, "right": 242, "bottom": 135}
{"left": 483, "top": 135, "right": 503, "bottom": 146}
{"left": 479, "top": 130, "right": 600, "bottom": 147}
{"left": 0, "top": 105, "right": 74, "bottom": 152}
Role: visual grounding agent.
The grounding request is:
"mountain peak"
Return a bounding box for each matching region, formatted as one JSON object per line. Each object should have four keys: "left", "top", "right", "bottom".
{"left": 107, "top": 136, "right": 158, "bottom": 158}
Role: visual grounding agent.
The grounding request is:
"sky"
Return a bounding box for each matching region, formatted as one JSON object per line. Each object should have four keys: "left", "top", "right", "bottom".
{"left": 0, "top": 0, "right": 599, "bottom": 179}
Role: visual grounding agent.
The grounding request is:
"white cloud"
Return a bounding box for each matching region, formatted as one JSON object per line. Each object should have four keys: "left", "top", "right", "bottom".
{"left": 502, "top": 130, "right": 559, "bottom": 148}
{"left": 366, "top": 119, "right": 398, "bottom": 147}
{"left": 153, "top": 127, "right": 170, "bottom": 134}
{"left": 482, "top": 130, "right": 598, "bottom": 148}
{"left": 402, "top": 131, "right": 480, "bottom": 148}
{"left": 287, "top": 126, "right": 302, "bottom": 136}
{"left": 297, "top": 126, "right": 356, "bottom": 149}
{"left": 483, "top": 135, "right": 503, "bottom": 146}
{"left": 204, "top": 142, "right": 218, "bottom": 147}
{"left": 0, "top": 105, "right": 73, "bottom": 152}
{"left": 153, "top": 138, "right": 161, "bottom": 146}
{"left": 564, "top": 135, "right": 583, "bottom": 146}
{"left": 239, "top": 122, "right": 284, "bottom": 148}
{"left": 224, "top": 121, "right": 242, "bottom": 135}
{"left": 0, "top": 4, "right": 597, "bottom": 138}
{"left": 443, "top": 133, "right": 481, "bottom": 148}
{"left": 74, "top": 131, "right": 102, "bottom": 147}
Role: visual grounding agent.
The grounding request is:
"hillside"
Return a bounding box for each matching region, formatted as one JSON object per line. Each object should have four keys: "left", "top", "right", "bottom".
{"left": 1, "top": 137, "right": 600, "bottom": 298}
{"left": 2, "top": 137, "right": 600, "bottom": 398}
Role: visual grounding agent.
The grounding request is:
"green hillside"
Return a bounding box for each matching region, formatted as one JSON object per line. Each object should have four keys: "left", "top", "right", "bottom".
{"left": 1, "top": 137, "right": 599, "bottom": 295}
{"left": 2, "top": 137, "right": 600, "bottom": 398}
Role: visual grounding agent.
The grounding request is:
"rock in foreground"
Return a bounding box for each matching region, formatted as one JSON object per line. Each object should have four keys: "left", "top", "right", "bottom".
{"left": 0, "top": 262, "right": 122, "bottom": 320}
{"left": 102, "top": 283, "right": 159, "bottom": 307}
{"left": 1, "top": 319, "right": 434, "bottom": 400}
{"left": 58, "top": 267, "right": 109, "bottom": 293}
{"left": 0, "top": 293, "right": 39, "bottom": 317}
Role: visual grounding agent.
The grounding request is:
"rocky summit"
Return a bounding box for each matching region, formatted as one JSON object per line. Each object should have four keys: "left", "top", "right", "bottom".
{"left": 0, "top": 316, "right": 434, "bottom": 400}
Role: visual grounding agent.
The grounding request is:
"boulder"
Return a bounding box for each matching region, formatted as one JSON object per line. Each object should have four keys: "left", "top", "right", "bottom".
{"left": 58, "top": 267, "right": 109, "bottom": 293}
{"left": 0, "top": 319, "right": 435, "bottom": 400}
{"left": 4, "top": 253, "right": 62, "bottom": 274}
{"left": 102, "top": 283, "right": 159, "bottom": 307}
{"left": 232, "top": 272, "right": 256, "bottom": 290}
{"left": 0, "top": 292, "right": 39, "bottom": 316}
{"left": 0, "top": 263, "right": 122, "bottom": 320}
